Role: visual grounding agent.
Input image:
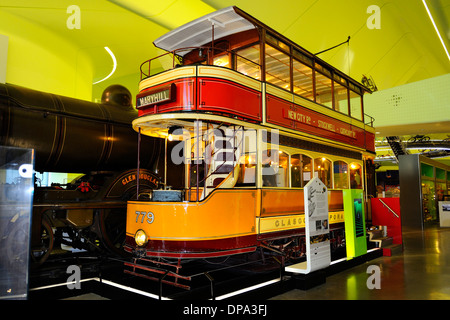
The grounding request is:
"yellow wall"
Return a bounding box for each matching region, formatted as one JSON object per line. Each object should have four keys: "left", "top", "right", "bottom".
{"left": 0, "top": 10, "right": 93, "bottom": 100}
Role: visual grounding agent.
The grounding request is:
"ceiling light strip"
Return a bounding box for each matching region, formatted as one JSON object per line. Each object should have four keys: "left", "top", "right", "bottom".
{"left": 422, "top": 0, "right": 450, "bottom": 61}
{"left": 93, "top": 46, "right": 117, "bottom": 84}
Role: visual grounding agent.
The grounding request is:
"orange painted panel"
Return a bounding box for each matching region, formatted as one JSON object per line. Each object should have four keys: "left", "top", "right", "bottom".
{"left": 260, "top": 189, "right": 304, "bottom": 217}
{"left": 126, "top": 189, "right": 257, "bottom": 241}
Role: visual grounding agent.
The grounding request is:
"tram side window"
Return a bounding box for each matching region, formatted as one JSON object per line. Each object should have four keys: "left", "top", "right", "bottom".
{"left": 293, "top": 59, "right": 314, "bottom": 101}
{"left": 262, "top": 149, "right": 288, "bottom": 187}
{"left": 237, "top": 153, "right": 256, "bottom": 186}
{"left": 265, "top": 44, "right": 290, "bottom": 91}
{"left": 333, "top": 161, "right": 349, "bottom": 189}
{"left": 236, "top": 45, "right": 261, "bottom": 79}
{"left": 291, "top": 154, "right": 312, "bottom": 187}
{"left": 349, "top": 90, "right": 363, "bottom": 121}
{"left": 315, "top": 71, "right": 333, "bottom": 108}
{"left": 350, "top": 162, "right": 363, "bottom": 189}
{"left": 334, "top": 81, "right": 349, "bottom": 115}
{"left": 314, "top": 157, "right": 332, "bottom": 188}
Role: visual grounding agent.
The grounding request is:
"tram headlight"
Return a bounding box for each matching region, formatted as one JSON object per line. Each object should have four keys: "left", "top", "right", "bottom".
{"left": 134, "top": 229, "right": 148, "bottom": 247}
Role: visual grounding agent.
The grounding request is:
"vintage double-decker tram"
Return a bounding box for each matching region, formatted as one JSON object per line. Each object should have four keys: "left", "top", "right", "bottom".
{"left": 124, "top": 6, "right": 376, "bottom": 288}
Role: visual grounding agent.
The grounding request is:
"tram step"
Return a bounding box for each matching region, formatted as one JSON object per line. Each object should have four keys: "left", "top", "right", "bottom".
{"left": 382, "top": 243, "right": 403, "bottom": 257}
{"left": 367, "top": 229, "right": 384, "bottom": 241}
{"left": 371, "top": 236, "right": 393, "bottom": 248}
{"left": 367, "top": 228, "right": 394, "bottom": 247}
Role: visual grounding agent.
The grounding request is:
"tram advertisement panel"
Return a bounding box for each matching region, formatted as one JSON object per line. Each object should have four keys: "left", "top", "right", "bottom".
{"left": 304, "top": 177, "right": 331, "bottom": 272}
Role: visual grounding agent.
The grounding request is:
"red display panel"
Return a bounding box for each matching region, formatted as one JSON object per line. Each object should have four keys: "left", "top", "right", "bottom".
{"left": 371, "top": 198, "right": 402, "bottom": 244}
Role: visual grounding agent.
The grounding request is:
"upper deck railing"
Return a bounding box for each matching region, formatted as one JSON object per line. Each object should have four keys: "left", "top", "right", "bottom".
{"left": 139, "top": 46, "right": 260, "bottom": 81}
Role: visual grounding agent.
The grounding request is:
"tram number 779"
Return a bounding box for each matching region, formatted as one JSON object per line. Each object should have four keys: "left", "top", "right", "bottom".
{"left": 135, "top": 211, "right": 155, "bottom": 224}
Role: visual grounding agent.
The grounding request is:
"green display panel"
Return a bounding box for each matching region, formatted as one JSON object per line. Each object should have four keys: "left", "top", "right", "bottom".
{"left": 343, "top": 189, "right": 367, "bottom": 259}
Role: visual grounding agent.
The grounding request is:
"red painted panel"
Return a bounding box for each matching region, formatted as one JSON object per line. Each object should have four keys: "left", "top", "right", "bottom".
{"left": 138, "top": 78, "right": 196, "bottom": 117}
{"left": 365, "top": 131, "right": 376, "bottom": 153}
{"left": 265, "top": 95, "right": 295, "bottom": 129}
{"left": 266, "top": 94, "right": 366, "bottom": 149}
{"left": 198, "top": 78, "right": 261, "bottom": 121}
{"left": 371, "top": 197, "right": 402, "bottom": 244}
{"left": 124, "top": 234, "right": 258, "bottom": 258}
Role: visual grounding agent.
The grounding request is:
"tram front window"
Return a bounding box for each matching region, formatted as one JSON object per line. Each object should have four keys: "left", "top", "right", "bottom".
{"left": 213, "top": 54, "right": 230, "bottom": 67}
{"left": 236, "top": 45, "right": 261, "bottom": 79}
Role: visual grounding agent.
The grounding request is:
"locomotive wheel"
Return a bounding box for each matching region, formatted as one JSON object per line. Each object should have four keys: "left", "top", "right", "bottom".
{"left": 30, "top": 219, "right": 54, "bottom": 266}
{"left": 97, "top": 208, "right": 129, "bottom": 257}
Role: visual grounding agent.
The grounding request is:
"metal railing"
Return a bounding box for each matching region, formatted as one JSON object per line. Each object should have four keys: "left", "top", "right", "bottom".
{"left": 139, "top": 46, "right": 261, "bottom": 80}
{"left": 378, "top": 198, "right": 400, "bottom": 218}
{"left": 364, "top": 113, "right": 375, "bottom": 127}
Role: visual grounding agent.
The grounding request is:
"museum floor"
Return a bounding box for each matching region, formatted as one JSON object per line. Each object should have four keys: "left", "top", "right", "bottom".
{"left": 271, "top": 224, "right": 450, "bottom": 300}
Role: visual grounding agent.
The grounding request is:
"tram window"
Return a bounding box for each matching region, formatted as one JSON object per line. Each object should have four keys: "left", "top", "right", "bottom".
{"left": 350, "top": 162, "right": 363, "bottom": 189}
{"left": 333, "top": 161, "right": 349, "bottom": 189}
{"left": 293, "top": 59, "right": 314, "bottom": 101}
{"left": 236, "top": 45, "right": 261, "bottom": 79}
{"left": 334, "top": 81, "right": 349, "bottom": 115}
{"left": 278, "top": 151, "right": 289, "bottom": 187}
{"left": 236, "top": 129, "right": 257, "bottom": 187}
{"left": 349, "top": 90, "right": 363, "bottom": 121}
{"left": 291, "top": 154, "right": 312, "bottom": 187}
{"left": 315, "top": 71, "right": 333, "bottom": 108}
{"left": 237, "top": 153, "right": 256, "bottom": 186}
{"left": 266, "top": 33, "right": 290, "bottom": 52}
{"left": 262, "top": 149, "right": 288, "bottom": 187}
{"left": 213, "top": 54, "right": 230, "bottom": 68}
{"left": 314, "top": 157, "right": 332, "bottom": 188}
{"left": 265, "top": 44, "right": 290, "bottom": 91}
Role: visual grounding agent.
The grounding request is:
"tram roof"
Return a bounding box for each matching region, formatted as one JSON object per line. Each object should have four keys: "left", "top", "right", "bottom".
{"left": 153, "top": 6, "right": 256, "bottom": 55}
{"left": 153, "top": 6, "right": 371, "bottom": 93}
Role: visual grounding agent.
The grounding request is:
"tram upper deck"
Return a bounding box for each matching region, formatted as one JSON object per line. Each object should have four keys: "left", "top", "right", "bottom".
{"left": 134, "top": 6, "right": 375, "bottom": 155}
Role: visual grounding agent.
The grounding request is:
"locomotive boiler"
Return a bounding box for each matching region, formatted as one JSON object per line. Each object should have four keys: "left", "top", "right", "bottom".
{"left": 0, "top": 83, "right": 163, "bottom": 265}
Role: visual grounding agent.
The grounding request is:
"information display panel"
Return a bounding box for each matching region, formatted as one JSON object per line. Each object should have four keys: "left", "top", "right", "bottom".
{"left": 0, "top": 147, "right": 34, "bottom": 300}
{"left": 286, "top": 177, "right": 330, "bottom": 274}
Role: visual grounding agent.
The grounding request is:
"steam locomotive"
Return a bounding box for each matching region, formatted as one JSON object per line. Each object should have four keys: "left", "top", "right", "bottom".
{"left": 0, "top": 83, "right": 163, "bottom": 265}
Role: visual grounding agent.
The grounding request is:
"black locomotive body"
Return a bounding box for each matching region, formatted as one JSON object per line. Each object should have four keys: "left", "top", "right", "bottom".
{"left": 0, "top": 83, "right": 163, "bottom": 265}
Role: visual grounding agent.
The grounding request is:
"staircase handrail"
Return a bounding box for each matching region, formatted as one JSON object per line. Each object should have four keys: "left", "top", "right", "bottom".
{"left": 378, "top": 198, "right": 400, "bottom": 218}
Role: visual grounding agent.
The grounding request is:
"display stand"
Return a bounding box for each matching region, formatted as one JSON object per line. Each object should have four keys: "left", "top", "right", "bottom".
{"left": 285, "top": 177, "right": 330, "bottom": 274}
{"left": 343, "top": 189, "right": 367, "bottom": 259}
{"left": 0, "top": 147, "right": 34, "bottom": 300}
{"left": 439, "top": 201, "right": 450, "bottom": 227}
